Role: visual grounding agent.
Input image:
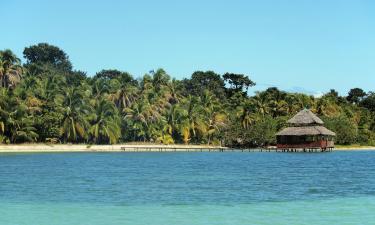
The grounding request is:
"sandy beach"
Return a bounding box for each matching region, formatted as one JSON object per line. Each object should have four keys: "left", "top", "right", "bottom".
{"left": 0, "top": 144, "right": 228, "bottom": 153}
{"left": 333, "top": 146, "right": 375, "bottom": 151}
{"left": 0, "top": 144, "right": 374, "bottom": 153}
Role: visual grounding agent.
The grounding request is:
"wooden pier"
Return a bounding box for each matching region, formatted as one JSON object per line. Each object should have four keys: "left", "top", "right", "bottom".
{"left": 275, "top": 147, "right": 334, "bottom": 153}
{"left": 119, "top": 146, "right": 334, "bottom": 152}
{"left": 119, "top": 146, "right": 227, "bottom": 152}
{"left": 227, "top": 148, "right": 334, "bottom": 152}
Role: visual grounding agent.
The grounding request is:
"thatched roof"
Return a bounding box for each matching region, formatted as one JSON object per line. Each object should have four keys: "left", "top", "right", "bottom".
{"left": 287, "top": 109, "right": 324, "bottom": 125}
{"left": 276, "top": 126, "right": 336, "bottom": 136}
{"left": 277, "top": 109, "right": 336, "bottom": 137}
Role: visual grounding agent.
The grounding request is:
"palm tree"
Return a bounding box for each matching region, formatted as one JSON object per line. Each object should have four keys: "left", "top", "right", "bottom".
{"left": 166, "top": 79, "right": 182, "bottom": 104}
{"left": 315, "top": 97, "right": 341, "bottom": 117}
{"left": 89, "top": 98, "right": 121, "bottom": 144}
{"left": 152, "top": 69, "right": 170, "bottom": 93}
{"left": 268, "top": 99, "right": 288, "bottom": 117}
{"left": 9, "top": 117, "right": 39, "bottom": 143}
{"left": 92, "top": 78, "right": 110, "bottom": 101}
{"left": 0, "top": 88, "right": 9, "bottom": 136}
{"left": 124, "top": 99, "right": 160, "bottom": 142}
{"left": 201, "top": 90, "right": 227, "bottom": 145}
{"left": 7, "top": 103, "right": 38, "bottom": 143}
{"left": 252, "top": 93, "right": 270, "bottom": 116}
{"left": 178, "top": 95, "right": 206, "bottom": 143}
{"left": 285, "top": 94, "right": 301, "bottom": 115}
{"left": 0, "top": 50, "right": 23, "bottom": 88}
{"left": 294, "top": 93, "right": 315, "bottom": 110}
{"left": 206, "top": 112, "right": 226, "bottom": 145}
{"left": 42, "top": 73, "right": 67, "bottom": 101}
{"left": 163, "top": 102, "right": 191, "bottom": 143}
{"left": 108, "top": 79, "right": 138, "bottom": 110}
{"left": 236, "top": 99, "right": 258, "bottom": 129}
{"left": 59, "top": 87, "right": 91, "bottom": 142}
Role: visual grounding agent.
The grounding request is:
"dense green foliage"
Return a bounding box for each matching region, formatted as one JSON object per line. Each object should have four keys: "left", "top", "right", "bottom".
{"left": 1, "top": 44, "right": 374, "bottom": 146}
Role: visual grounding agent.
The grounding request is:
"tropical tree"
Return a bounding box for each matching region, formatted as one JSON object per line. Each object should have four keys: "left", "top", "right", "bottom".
{"left": 152, "top": 69, "right": 170, "bottom": 93}
{"left": 223, "top": 72, "right": 255, "bottom": 96}
{"left": 0, "top": 50, "right": 23, "bottom": 88}
{"left": 59, "top": 87, "right": 91, "bottom": 142}
{"left": 23, "top": 43, "right": 72, "bottom": 72}
{"left": 347, "top": 88, "right": 367, "bottom": 104}
{"left": 183, "top": 71, "right": 226, "bottom": 99}
{"left": 89, "top": 99, "right": 121, "bottom": 144}
{"left": 324, "top": 115, "right": 358, "bottom": 145}
{"left": 252, "top": 93, "right": 270, "bottom": 116}
{"left": 163, "top": 103, "right": 190, "bottom": 143}
{"left": 0, "top": 88, "right": 9, "bottom": 139}
{"left": 361, "top": 92, "right": 375, "bottom": 112}
{"left": 201, "top": 90, "right": 227, "bottom": 145}
{"left": 124, "top": 99, "right": 161, "bottom": 142}
{"left": 315, "top": 96, "right": 341, "bottom": 117}
{"left": 108, "top": 79, "right": 138, "bottom": 110}
{"left": 236, "top": 99, "right": 258, "bottom": 129}
{"left": 268, "top": 99, "right": 288, "bottom": 118}
{"left": 248, "top": 115, "right": 278, "bottom": 147}
{"left": 284, "top": 94, "right": 302, "bottom": 115}
{"left": 6, "top": 103, "right": 38, "bottom": 143}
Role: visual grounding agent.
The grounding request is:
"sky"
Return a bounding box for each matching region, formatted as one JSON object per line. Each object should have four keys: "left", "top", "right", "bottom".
{"left": 1, "top": 0, "right": 374, "bottom": 96}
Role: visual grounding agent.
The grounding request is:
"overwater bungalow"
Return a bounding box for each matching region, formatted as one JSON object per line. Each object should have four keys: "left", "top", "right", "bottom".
{"left": 276, "top": 109, "right": 335, "bottom": 152}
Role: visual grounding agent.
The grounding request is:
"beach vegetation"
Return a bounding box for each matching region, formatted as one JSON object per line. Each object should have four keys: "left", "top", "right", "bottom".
{"left": 0, "top": 44, "right": 375, "bottom": 147}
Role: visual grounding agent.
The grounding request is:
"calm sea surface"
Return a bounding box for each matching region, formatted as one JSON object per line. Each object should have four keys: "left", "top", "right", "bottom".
{"left": 1, "top": 151, "right": 375, "bottom": 225}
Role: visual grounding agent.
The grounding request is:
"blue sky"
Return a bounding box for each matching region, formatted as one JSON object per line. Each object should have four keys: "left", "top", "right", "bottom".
{"left": 1, "top": 0, "right": 374, "bottom": 95}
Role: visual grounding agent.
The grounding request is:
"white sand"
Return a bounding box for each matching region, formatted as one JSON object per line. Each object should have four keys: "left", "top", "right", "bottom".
{"left": 0, "top": 144, "right": 227, "bottom": 153}
{"left": 1, "top": 144, "right": 374, "bottom": 153}
{"left": 334, "top": 146, "right": 375, "bottom": 151}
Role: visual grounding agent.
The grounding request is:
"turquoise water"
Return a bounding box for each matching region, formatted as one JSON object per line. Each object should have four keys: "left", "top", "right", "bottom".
{"left": 1, "top": 151, "right": 375, "bottom": 224}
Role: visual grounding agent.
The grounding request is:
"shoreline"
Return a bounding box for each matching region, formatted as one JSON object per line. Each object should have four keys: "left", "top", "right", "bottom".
{"left": 0, "top": 144, "right": 228, "bottom": 153}
{"left": 332, "top": 146, "right": 375, "bottom": 151}
{"left": 0, "top": 144, "right": 375, "bottom": 153}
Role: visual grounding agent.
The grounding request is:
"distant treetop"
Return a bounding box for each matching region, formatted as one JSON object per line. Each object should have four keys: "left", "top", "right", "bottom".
{"left": 23, "top": 43, "right": 72, "bottom": 72}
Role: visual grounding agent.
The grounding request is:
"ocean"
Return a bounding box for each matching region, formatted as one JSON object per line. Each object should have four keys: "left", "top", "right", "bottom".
{"left": 1, "top": 151, "right": 375, "bottom": 224}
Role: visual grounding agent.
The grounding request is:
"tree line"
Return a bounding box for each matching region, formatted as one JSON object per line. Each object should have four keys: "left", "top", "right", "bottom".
{"left": 1, "top": 43, "right": 375, "bottom": 146}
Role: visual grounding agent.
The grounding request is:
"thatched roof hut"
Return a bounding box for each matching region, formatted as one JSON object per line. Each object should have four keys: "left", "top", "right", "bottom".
{"left": 286, "top": 109, "right": 324, "bottom": 125}
{"left": 276, "top": 109, "right": 335, "bottom": 151}
{"left": 276, "top": 126, "right": 336, "bottom": 136}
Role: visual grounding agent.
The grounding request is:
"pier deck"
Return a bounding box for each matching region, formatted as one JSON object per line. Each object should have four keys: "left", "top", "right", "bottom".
{"left": 119, "top": 146, "right": 334, "bottom": 152}
{"left": 119, "top": 146, "right": 227, "bottom": 152}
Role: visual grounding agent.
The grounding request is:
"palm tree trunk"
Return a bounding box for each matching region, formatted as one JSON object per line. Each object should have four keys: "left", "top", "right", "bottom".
{"left": 0, "top": 76, "right": 4, "bottom": 88}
